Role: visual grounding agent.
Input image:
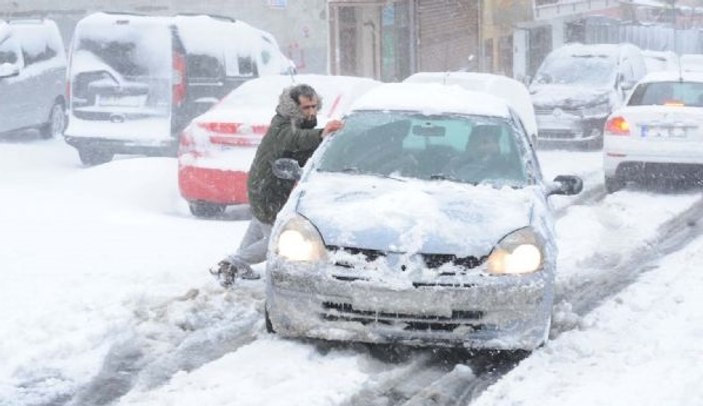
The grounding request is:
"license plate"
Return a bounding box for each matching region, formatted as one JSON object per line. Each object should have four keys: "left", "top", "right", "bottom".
{"left": 97, "top": 95, "right": 147, "bottom": 108}
{"left": 640, "top": 125, "right": 687, "bottom": 138}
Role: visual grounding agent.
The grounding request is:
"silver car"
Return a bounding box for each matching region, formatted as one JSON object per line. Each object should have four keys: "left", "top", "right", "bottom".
{"left": 0, "top": 19, "right": 66, "bottom": 138}
{"left": 265, "top": 83, "right": 582, "bottom": 350}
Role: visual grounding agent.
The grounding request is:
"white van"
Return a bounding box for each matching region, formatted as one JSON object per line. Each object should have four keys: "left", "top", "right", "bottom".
{"left": 63, "top": 12, "right": 294, "bottom": 165}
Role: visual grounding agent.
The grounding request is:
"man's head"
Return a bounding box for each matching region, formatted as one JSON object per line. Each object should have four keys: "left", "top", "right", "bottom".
{"left": 467, "top": 125, "right": 502, "bottom": 159}
{"left": 290, "top": 84, "right": 320, "bottom": 121}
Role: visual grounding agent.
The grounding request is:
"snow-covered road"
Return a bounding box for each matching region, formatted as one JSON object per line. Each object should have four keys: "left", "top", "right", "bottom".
{"left": 2, "top": 134, "right": 702, "bottom": 406}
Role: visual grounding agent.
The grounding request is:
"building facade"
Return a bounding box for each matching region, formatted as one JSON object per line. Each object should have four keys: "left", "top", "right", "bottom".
{"left": 328, "top": 0, "right": 479, "bottom": 81}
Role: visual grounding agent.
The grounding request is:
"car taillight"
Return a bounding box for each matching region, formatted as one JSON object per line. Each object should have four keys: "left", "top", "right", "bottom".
{"left": 605, "top": 116, "right": 630, "bottom": 136}
{"left": 172, "top": 51, "right": 186, "bottom": 107}
{"left": 199, "top": 122, "right": 267, "bottom": 146}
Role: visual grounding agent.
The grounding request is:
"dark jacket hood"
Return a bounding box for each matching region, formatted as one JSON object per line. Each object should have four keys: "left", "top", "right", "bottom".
{"left": 275, "top": 86, "right": 324, "bottom": 127}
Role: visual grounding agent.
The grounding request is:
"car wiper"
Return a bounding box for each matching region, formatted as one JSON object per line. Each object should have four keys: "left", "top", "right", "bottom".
{"left": 429, "top": 173, "right": 473, "bottom": 184}
{"left": 340, "top": 167, "right": 406, "bottom": 182}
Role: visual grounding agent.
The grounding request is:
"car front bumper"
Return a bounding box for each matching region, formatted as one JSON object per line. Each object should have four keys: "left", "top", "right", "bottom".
{"left": 266, "top": 258, "right": 553, "bottom": 350}
{"left": 604, "top": 136, "right": 703, "bottom": 179}
{"left": 536, "top": 112, "right": 606, "bottom": 144}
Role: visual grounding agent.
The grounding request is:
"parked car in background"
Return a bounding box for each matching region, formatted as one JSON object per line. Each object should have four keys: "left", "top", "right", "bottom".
{"left": 264, "top": 83, "right": 583, "bottom": 350}
{"left": 530, "top": 43, "right": 647, "bottom": 148}
{"left": 642, "top": 50, "right": 679, "bottom": 73}
{"left": 404, "top": 71, "right": 538, "bottom": 147}
{"left": 63, "top": 12, "right": 294, "bottom": 166}
{"left": 178, "top": 73, "right": 381, "bottom": 217}
{"left": 0, "top": 18, "right": 66, "bottom": 138}
{"left": 603, "top": 71, "right": 703, "bottom": 193}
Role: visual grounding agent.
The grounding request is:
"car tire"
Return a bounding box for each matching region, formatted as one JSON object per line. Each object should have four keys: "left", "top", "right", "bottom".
{"left": 188, "top": 201, "right": 226, "bottom": 218}
{"left": 264, "top": 305, "right": 276, "bottom": 334}
{"left": 604, "top": 175, "right": 625, "bottom": 194}
{"left": 40, "top": 102, "right": 66, "bottom": 139}
{"left": 78, "top": 148, "right": 114, "bottom": 166}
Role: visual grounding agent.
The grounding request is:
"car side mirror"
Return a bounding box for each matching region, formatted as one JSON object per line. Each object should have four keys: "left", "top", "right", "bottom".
{"left": 273, "top": 158, "right": 302, "bottom": 181}
{"left": 0, "top": 63, "right": 20, "bottom": 79}
{"left": 548, "top": 175, "right": 583, "bottom": 196}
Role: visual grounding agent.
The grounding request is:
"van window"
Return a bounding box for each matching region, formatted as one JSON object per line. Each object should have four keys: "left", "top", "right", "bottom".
{"left": 186, "top": 53, "right": 223, "bottom": 81}
{"left": 0, "top": 35, "right": 21, "bottom": 65}
{"left": 12, "top": 24, "right": 60, "bottom": 66}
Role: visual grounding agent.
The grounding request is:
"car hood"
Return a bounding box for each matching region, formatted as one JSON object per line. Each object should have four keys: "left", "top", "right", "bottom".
{"left": 295, "top": 172, "right": 536, "bottom": 257}
{"left": 530, "top": 84, "right": 610, "bottom": 109}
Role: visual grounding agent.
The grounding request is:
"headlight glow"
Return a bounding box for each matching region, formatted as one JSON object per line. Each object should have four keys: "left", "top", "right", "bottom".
{"left": 275, "top": 216, "right": 326, "bottom": 262}
{"left": 487, "top": 228, "right": 545, "bottom": 275}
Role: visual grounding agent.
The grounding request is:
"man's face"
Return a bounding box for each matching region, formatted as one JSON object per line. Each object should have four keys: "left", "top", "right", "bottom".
{"left": 298, "top": 96, "right": 319, "bottom": 120}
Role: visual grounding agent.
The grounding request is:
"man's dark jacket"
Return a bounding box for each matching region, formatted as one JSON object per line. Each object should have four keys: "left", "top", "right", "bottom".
{"left": 247, "top": 87, "right": 323, "bottom": 224}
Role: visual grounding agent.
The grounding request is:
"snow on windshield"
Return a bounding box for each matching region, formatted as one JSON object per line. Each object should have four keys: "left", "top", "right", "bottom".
{"left": 534, "top": 54, "right": 615, "bottom": 86}
{"left": 73, "top": 14, "right": 172, "bottom": 77}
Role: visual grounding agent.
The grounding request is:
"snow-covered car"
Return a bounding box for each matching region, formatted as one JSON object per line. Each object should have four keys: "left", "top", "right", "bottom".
{"left": 63, "top": 12, "right": 294, "bottom": 166}
{"left": 530, "top": 43, "right": 647, "bottom": 148}
{"left": 178, "top": 73, "right": 380, "bottom": 217}
{"left": 0, "top": 18, "right": 66, "bottom": 138}
{"left": 642, "top": 50, "right": 679, "bottom": 73}
{"left": 403, "top": 71, "right": 538, "bottom": 147}
{"left": 603, "top": 71, "right": 703, "bottom": 193}
{"left": 264, "top": 83, "right": 583, "bottom": 350}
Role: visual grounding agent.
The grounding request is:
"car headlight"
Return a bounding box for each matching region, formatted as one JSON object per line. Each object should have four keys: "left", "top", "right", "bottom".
{"left": 487, "top": 228, "right": 545, "bottom": 275}
{"left": 275, "top": 215, "right": 327, "bottom": 262}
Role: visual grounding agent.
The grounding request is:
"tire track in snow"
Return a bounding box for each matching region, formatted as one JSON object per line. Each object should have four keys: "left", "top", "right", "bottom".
{"left": 64, "top": 285, "right": 264, "bottom": 406}
{"left": 373, "top": 189, "right": 703, "bottom": 406}
{"left": 555, "top": 193, "right": 703, "bottom": 324}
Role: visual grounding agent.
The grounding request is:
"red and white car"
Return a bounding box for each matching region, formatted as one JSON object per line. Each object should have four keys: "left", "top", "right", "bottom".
{"left": 603, "top": 71, "right": 703, "bottom": 192}
{"left": 178, "top": 74, "right": 381, "bottom": 217}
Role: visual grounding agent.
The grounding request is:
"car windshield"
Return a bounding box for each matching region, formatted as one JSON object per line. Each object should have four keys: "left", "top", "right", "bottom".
{"left": 534, "top": 54, "right": 615, "bottom": 86}
{"left": 317, "top": 111, "right": 527, "bottom": 187}
{"left": 628, "top": 81, "right": 703, "bottom": 107}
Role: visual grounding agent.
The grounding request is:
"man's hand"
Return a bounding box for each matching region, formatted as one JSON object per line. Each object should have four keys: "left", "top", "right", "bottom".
{"left": 210, "top": 260, "right": 237, "bottom": 288}
{"left": 322, "top": 119, "right": 344, "bottom": 137}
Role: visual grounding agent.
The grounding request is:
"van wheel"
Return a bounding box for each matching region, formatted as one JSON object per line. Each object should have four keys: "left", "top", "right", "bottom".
{"left": 40, "top": 103, "right": 66, "bottom": 139}
{"left": 188, "top": 201, "right": 226, "bottom": 218}
{"left": 78, "top": 148, "right": 114, "bottom": 166}
{"left": 605, "top": 176, "right": 625, "bottom": 194}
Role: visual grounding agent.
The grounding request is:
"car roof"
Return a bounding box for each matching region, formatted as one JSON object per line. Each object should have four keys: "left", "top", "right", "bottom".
{"left": 349, "top": 82, "right": 511, "bottom": 118}
{"left": 404, "top": 72, "right": 537, "bottom": 136}
{"left": 77, "top": 12, "right": 173, "bottom": 28}
{"left": 550, "top": 43, "right": 627, "bottom": 58}
{"left": 639, "top": 70, "right": 703, "bottom": 84}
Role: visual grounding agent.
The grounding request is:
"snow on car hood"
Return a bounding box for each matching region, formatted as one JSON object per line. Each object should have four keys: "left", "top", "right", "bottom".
{"left": 295, "top": 172, "right": 534, "bottom": 257}
{"left": 530, "top": 84, "right": 610, "bottom": 109}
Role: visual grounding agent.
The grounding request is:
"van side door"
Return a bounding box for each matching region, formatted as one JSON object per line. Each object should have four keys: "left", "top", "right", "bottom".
{"left": 0, "top": 33, "right": 26, "bottom": 133}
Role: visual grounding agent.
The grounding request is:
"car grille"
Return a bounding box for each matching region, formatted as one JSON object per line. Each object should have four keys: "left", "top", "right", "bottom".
{"left": 327, "top": 246, "right": 486, "bottom": 271}
{"left": 321, "top": 301, "right": 485, "bottom": 332}
{"left": 539, "top": 129, "right": 580, "bottom": 140}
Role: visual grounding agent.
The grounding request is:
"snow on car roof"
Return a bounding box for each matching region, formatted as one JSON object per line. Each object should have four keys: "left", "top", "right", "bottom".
{"left": 349, "top": 82, "right": 511, "bottom": 117}
{"left": 207, "top": 74, "right": 380, "bottom": 122}
{"left": 639, "top": 70, "right": 703, "bottom": 84}
{"left": 552, "top": 43, "right": 622, "bottom": 58}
